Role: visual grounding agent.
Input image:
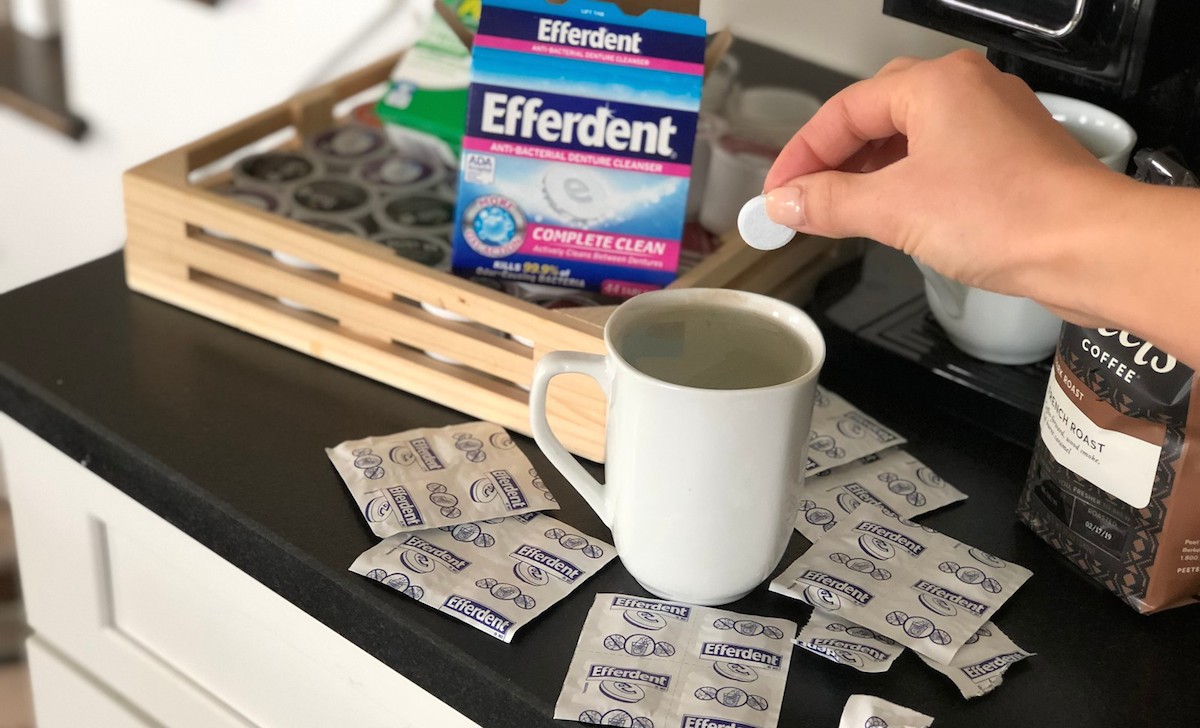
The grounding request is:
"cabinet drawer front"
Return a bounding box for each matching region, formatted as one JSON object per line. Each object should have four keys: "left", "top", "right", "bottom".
{"left": 3, "top": 414, "right": 479, "bottom": 728}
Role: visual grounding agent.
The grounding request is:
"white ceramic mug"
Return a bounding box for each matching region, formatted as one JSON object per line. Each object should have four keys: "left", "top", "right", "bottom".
{"left": 918, "top": 262, "right": 1063, "bottom": 365}
{"left": 528, "top": 288, "right": 825, "bottom": 605}
{"left": 1036, "top": 92, "right": 1137, "bottom": 173}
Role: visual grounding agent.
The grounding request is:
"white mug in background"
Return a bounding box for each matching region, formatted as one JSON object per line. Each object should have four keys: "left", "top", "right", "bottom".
{"left": 1036, "top": 92, "right": 1138, "bottom": 173}
{"left": 698, "top": 135, "right": 777, "bottom": 236}
{"left": 918, "top": 262, "right": 1063, "bottom": 366}
{"left": 919, "top": 94, "right": 1136, "bottom": 365}
{"left": 685, "top": 113, "right": 728, "bottom": 221}
{"left": 529, "top": 288, "right": 825, "bottom": 605}
{"left": 724, "top": 85, "right": 822, "bottom": 151}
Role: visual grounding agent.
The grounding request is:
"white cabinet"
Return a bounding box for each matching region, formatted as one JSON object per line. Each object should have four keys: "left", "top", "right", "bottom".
{"left": 1, "top": 412, "right": 481, "bottom": 728}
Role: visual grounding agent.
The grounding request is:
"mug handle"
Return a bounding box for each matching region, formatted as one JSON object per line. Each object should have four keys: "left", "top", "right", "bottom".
{"left": 529, "top": 351, "right": 612, "bottom": 526}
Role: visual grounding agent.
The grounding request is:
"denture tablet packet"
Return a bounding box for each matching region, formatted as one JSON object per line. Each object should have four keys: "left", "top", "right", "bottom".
{"left": 451, "top": 0, "right": 706, "bottom": 297}
{"left": 916, "top": 621, "right": 1033, "bottom": 699}
{"left": 807, "top": 388, "right": 906, "bottom": 474}
{"left": 794, "top": 609, "right": 902, "bottom": 674}
{"left": 771, "top": 502, "right": 1032, "bottom": 665}
{"left": 797, "top": 449, "right": 968, "bottom": 543}
{"left": 838, "top": 695, "right": 933, "bottom": 728}
{"left": 350, "top": 512, "right": 614, "bottom": 642}
{"left": 797, "top": 608, "right": 1032, "bottom": 698}
{"left": 556, "top": 594, "right": 796, "bottom": 728}
{"left": 327, "top": 422, "right": 557, "bottom": 537}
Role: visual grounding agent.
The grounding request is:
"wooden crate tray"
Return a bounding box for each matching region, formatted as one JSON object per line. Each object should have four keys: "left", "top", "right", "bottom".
{"left": 122, "top": 52, "right": 853, "bottom": 462}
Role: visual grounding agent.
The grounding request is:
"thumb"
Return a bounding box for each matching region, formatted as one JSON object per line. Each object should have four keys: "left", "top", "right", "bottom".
{"left": 764, "top": 169, "right": 903, "bottom": 243}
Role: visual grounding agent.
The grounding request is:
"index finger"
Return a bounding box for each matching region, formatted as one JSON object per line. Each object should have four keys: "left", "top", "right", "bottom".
{"left": 763, "top": 67, "right": 916, "bottom": 191}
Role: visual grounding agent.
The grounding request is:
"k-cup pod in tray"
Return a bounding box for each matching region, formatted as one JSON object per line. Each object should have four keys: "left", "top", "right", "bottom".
{"left": 289, "top": 177, "right": 374, "bottom": 220}
{"left": 233, "top": 150, "right": 324, "bottom": 190}
{"left": 376, "top": 191, "right": 456, "bottom": 237}
{"left": 352, "top": 152, "right": 446, "bottom": 198}
{"left": 305, "top": 124, "right": 390, "bottom": 173}
{"left": 216, "top": 183, "right": 290, "bottom": 216}
{"left": 504, "top": 282, "right": 602, "bottom": 348}
{"left": 420, "top": 300, "right": 505, "bottom": 365}
{"left": 207, "top": 184, "right": 290, "bottom": 244}
{"left": 369, "top": 231, "right": 452, "bottom": 271}
{"left": 275, "top": 217, "right": 369, "bottom": 270}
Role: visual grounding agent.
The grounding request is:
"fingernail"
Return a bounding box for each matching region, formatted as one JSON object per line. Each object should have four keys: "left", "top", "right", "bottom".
{"left": 765, "top": 187, "right": 806, "bottom": 228}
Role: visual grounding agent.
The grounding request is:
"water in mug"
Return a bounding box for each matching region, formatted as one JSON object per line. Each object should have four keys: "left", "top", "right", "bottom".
{"left": 619, "top": 303, "right": 810, "bottom": 389}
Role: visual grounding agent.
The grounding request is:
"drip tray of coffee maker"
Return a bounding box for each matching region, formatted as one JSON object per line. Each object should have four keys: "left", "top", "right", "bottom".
{"left": 808, "top": 245, "right": 1051, "bottom": 449}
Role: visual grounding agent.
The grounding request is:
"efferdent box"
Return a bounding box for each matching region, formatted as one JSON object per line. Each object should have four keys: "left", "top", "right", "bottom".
{"left": 450, "top": 0, "right": 706, "bottom": 297}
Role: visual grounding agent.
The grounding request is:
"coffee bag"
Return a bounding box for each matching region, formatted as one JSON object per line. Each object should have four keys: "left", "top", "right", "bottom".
{"left": 1017, "top": 149, "right": 1200, "bottom": 614}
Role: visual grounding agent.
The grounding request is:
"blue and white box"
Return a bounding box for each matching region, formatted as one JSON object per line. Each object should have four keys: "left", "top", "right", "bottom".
{"left": 451, "top": 0, "right": 706, "bottom": 297}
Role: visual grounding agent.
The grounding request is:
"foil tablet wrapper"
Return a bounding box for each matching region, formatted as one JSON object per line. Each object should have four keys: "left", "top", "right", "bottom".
{"left": 807, "top": 388, "right": 907, "bottom": 475}
{"left": 350, "top": 512, "right": 614, "bottom": 643}
{"left": 555, "top": 594, "right": 797, "bottom": 728}
{"left": 794, "top": 609, "right": 902, "bottom": 674}
{"left": 770, "top": 502, "right": 1032, "bottom": 665}
{"left": 916, "top": 621, "right": 1034, "bottom": 699}
{"left": 798, "top": 608, "right": 1032, "bottom": 698}
{"left": 327, "top": 422, "right": 558, "bottom": 537}
{"left": 796, "top": 449, "right": 968, "bottom": 543}
{"left": 838, "top": 695, "right": 933, "bottom": 728}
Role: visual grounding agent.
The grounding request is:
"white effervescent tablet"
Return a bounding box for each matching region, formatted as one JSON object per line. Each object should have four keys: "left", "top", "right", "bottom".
{"left": 737, "top": 194, "right": 795, "bottom": 251}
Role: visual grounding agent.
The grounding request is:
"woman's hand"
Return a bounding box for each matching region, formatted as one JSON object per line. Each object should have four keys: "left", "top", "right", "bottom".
{"left": 762, "top": 50, "right": 1134, "bottom": 327}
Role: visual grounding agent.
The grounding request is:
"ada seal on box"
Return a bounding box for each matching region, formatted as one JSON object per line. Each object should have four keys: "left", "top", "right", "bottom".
{"left": 450, "top": 0, "right": 706, "bottom": 296}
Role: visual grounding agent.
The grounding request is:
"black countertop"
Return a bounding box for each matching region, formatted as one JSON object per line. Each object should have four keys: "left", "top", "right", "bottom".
{"left": 3, "top": 251, "right": 1199, "bottom": 727}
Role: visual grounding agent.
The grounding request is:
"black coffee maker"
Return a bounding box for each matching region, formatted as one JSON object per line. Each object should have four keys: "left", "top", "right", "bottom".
{"left": 809, "top": 0, "right": 1200, "bottom": 447}
{"left": 883, "top": 0, "right": 1200, "bottom": 170}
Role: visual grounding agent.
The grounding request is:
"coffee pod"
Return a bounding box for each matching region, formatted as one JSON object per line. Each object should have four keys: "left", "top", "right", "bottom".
{"left": 217, "top": 184, "right": 289, "bottom": 215}
{"left": 272, "top": 217, "right": 367, "bottom": 310}
{"left": 234, "top": 151, "right": 323, "bottom": 189}
{"left": 353, "top": 153, "right": 445, "bottom": 197}
{"left": 377, "top": 191, "right": 456, "bottom": 237}
{"left": 289, "top": 178, "right": 374, "bottom": 219}
{"left": 419, "top": 301, "right": 504, "bottom": 365}
{"left": 435, "top": 179, "right": 459, "bottom": 201}
{"left": 370, "top": 232, "right": 452, "bottom": 271}
{"left": 207, "top": 185, "right": 289, "bottom": 245}
{"left": 505, "top": 283, "right": 601, "bottom": 348}
{"left": 276, "top": 217, "right": 368, "bottom": 269}
{"left": 305, "top": 125, "right": 390, "bottom": 173}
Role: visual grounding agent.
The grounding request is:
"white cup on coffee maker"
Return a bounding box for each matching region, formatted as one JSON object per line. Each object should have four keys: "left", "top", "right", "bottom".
{"left": 528, "top": 288, "right": 825, "bottom": 605}
{"left": 918, "top": 93, "right": 1137, "bottom": 365}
